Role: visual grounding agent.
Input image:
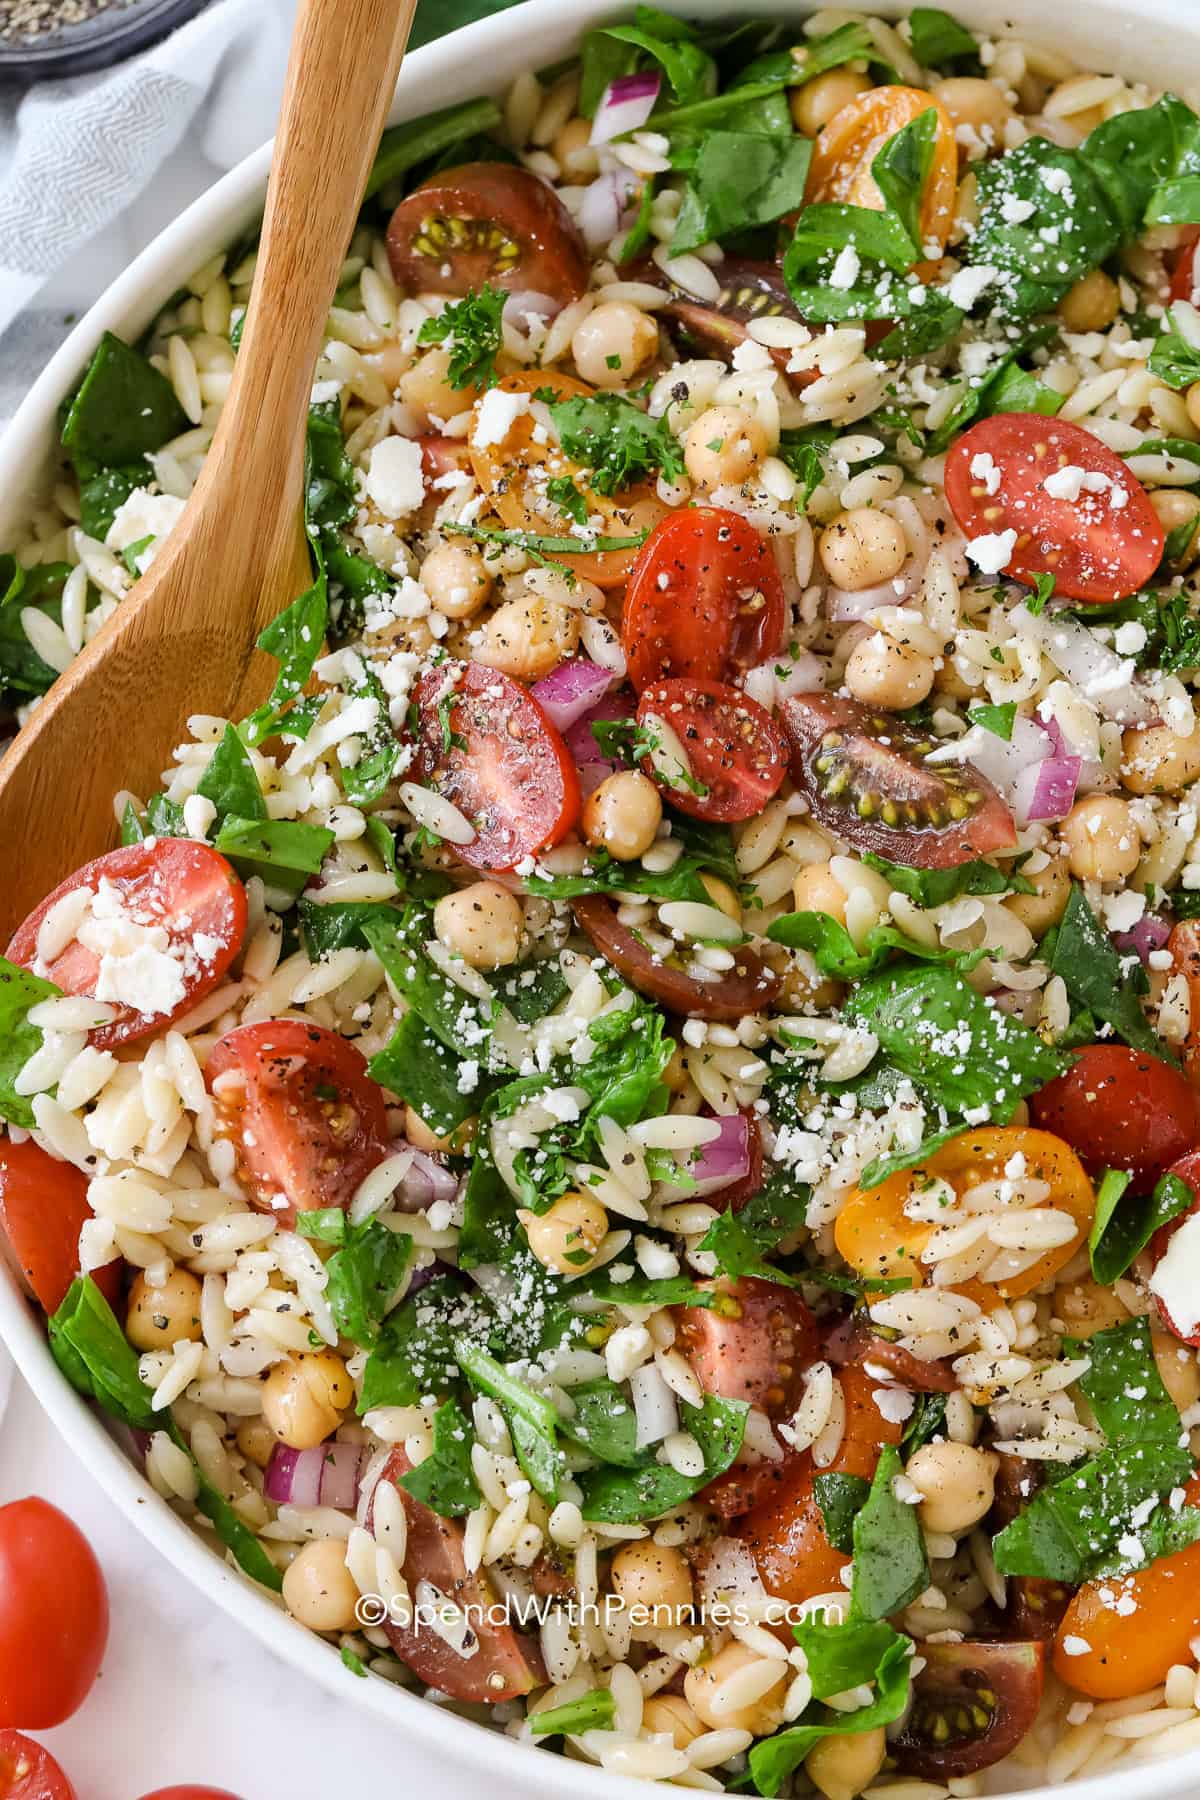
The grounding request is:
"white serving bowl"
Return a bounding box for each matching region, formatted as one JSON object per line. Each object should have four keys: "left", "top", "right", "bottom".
{"left": 0, "top": 2, "right": 1197, "bottom": 1794}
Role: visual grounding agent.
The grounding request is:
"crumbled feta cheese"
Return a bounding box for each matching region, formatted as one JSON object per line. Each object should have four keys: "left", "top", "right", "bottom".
{"left": 829, "top": 245, "right": 861, "bottom": 290}
{"left": 969, "top": 450, "right": 1001, "bottom": 495}
{"left": 1150, "top": 1211, "right": 1200, "bottom": 1339}
{"left": 1114, "top": 620, "right": 1148, "bottom": 655}
{"left": 364, "top": 436, "right": 425, "bottom": 519}
{"left": 470, "top": 385, "right": 530, "bottom": 449}
{"left": 945, "top": 264, "right": 996, "bottom": 310}
{"left": 104, "top": 488, "right": 186, "bottom": 567}
{"left": 1100, "top": 890, "right": 1146, "bottom": 934}
{"left": 965, "top": 528, "right": 1017, "bottom": 575}
{"left": 1000, "top": 195, "right": 1037, "bottom": 225}
{"left": 1061, "top": 1635, "right": 1092, "bottom": 1657}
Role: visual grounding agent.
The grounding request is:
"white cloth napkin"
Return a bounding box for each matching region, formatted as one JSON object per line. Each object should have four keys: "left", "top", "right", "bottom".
{"left": 0, "top": 0, "right": 297, "bottom": 338}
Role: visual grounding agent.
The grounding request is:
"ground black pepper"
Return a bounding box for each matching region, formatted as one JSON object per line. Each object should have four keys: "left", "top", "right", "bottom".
{"left": 0, "top": 0, "right": 136, "bottom": 42}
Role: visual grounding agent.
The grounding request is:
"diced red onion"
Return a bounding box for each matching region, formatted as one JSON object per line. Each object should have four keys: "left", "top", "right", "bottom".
{"left": 390, "top": 1145, "right": 459, "bottom": 1214}
{"left": 1013, "top": 754, "right": 1082, "bottom": 823}
{"left": 590, "top": 70, "right": 661, "bottom": 144}
{"left": 1015, "top": 604, "right": 1157, "bottom": 727}
{"left": 827, "top": 564, "right": 921, "bottom": 621}
{"left": 532, "top": 658, "right": 619, "bottom": 733}
{"left": 1113, "top": 911, "right": 1173, "bottom": 965}
{"left": 318, "top": 1441, "right": 363, "bottom": 1512}
{"left": 689, "top": 1114, "right": 752, "bottom": 1196}
{"left": 577, "top": 170, "right": 640, "bottom": 248}
{"left": 265, "top": 1440, "right": 364, "bottom": 1511}
{"left": 1036, "top": 706, "right": 1104, "bottom": 793}
{"left": 502, "top": 290, "right": 562, "bottom": 332}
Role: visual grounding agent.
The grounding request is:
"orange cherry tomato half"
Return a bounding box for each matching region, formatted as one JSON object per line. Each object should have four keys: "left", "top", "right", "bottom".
{"left": 468, "top": 370, "right": 666, "bottom": 589}
{"left": 636, "top": 678, "right": 787, "bottom": 823}
{"left": 205, "top": 1020, "right": 390, "bottom": 1229}
{"left": 1148, "top": 1147, "right": 1200, "bottom": 1344}
{"left": 0, "top": 1732, "right": 76, "bottom": 1800}
{"left": 411, "top": 659, "right": 581, "bottom": 872}
{"left": 369, "top": 1448, "right": 542, "bottom": 1701}
{"left": 6, "top": 841, "right": 246, "bottom": 1051}
{"left": 0, "top": 1498, "right": 108, "bottom": 1730}
{"left": 0, "top": 1138, "right": 120, "bottom": 1316}
{"left": 1029, "top": 1044, "right": 1200, "bottom": 1190}
{"left": 674, "top": 1278, "right": 819, "bottom": 1414}
{"left": 572, "top": 894, "right": 780, "bottom": 1021}
{"left": 834, "top": 1127, "right": 1096, "bottom": 1305}
{"left": 737, "top": 1363, "right": 902, "bottom": 1604}
{"left": 621, "top": 507, "right": 786, "bottom": 692}
{"left": 944, "top": 413, "right": 1165, "bottom": 603}
{"left": 805, "top": 86, "right": 958, "bottom": 253}
{"left": 1055, "top": 1475, "right": 1200, "bottom": 1699}
{"left": 387, "top": 162, "right": 588, "bottom": 300}
{"left": 782, "top": 690, "right": 1016, "bottom": 868}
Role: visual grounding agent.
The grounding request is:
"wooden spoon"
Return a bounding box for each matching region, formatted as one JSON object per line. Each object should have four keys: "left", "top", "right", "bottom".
{"left": 0, "top": 0, "right": 417, "bottom": 941}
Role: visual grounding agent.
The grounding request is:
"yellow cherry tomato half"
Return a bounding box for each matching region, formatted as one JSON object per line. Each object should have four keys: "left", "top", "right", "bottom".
{"left": 804, "top": 85, "right": 959, "bottom": 254}
{"left": 834, "top": 1126, "right": 1096, "bottom": 1305}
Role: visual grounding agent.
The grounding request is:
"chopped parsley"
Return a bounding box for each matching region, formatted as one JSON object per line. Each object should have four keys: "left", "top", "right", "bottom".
{"left": 416, "top": 284, "right": 505, "bottom": 389}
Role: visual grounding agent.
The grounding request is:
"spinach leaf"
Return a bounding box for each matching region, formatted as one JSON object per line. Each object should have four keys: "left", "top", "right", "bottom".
{"left": 1049, "top": 883, "right": 1164, "bottom": 1057}
{"left": 813, "top": 1472, "right": 871, "bottom": 1552}
{"left": 417, "top": 285, "right": 505, "bottom": 390}
{"left": 338, "top": 665, "right": 401, "bottom": 810}
{"left": 244, "top": 574, "right": 328, "bottom": 745}
{"left": 362, "top": 907, "right": 493, "bottom": 1060}
{"left": 698, "top": 1165, "right": 811, "bottom": 1285}
{"left": 455, "top": 1339, "right": 565, "bottom": 1500}
{"left": 1149, "top": 303, "right": 1200, "bottom": 389}
{"left": 494, "top": 957, "right": 569, "bottom": 1024}
{"left": 546, "top": 392, "right": 686, "bottom": 496}
{"left": 560, "top": 1377, "right": 643, "bottom": 1467}
{"left": 524, "top": 845, "right": 713, "bottom": 905}
{"left": 299, "top": 898, "right": 399, "bottom": 959}
{"left": 577, "top": 1394, "right": 748, "bottom": 1521}
{"left": 79, "top": 463, "right": 149, "bottom": 539}
{"left": 0, "top": 956, "right": 58, "bottom": 1130}
{"left": 358, "top": 1275, "right": 490, "bottom": 1412}
{"left": 365, "top": 96, "right": 504, "bottom": 199}
{"left": 907, "top": 7, "right": 979, "bottom": 69}
{"left": 212, "top": 817, "right": 334, "bottom": 900}
{"left": 1074, "top": 1314, "right": 1183, "bottom": 1447}
{"left": 767, "top": 910, "right": 973, "bottom": 980}
{"left": 649, "top": 23, "right": 873, "bottom": 137}
{"left": 399, "top": 1398, "right": 481, "bottom": 1515}
{"left": 863, "top": 854, "right": 1034, "bottom": 906}
{"left": 61, "top": 332, "right": 186, "bottom": 478}
{"left": 0, "top": 559, "right": 75, "bottom": 700}
{"left": 530, "top": 1687, "right": 617, "bottom": 1736}
{"left": 857, "top": 1121, "right": 972, "bottom": 1191}
{"left": 852, "top": 1444, "right": 930, "bottom": 1619}
{"left": 322, "top": 1217, "right": 413, "bottom": 1348}
{"left": 597, "top": 9, "right": 715, "bottom": 108}
{"left": 903, "top": 1391, "right": 949, "bottom": 1452}
{"left": 188, "top": 1450, "right": 285, "bottom": 1591}
{"left": 671, "top": 132, "right": 812, "bottom": 254}
{"left": 579, "top": 1269, "right": 720, "bottom": 1308}
{"left": 195, "top": 723, "right": 267, "bottom": 826}
{"left": 1089, "top": 1168, "right": 1195, "bottom": 1284}
{"left": 368, "top": 1010, "right": 484, "bottom": 1137}
{"left": 748, "top": 1616, "right": 913, "bottom": 1796}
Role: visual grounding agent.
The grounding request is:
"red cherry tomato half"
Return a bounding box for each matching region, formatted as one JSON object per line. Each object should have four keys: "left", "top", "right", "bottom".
{"left": 1170, "top": 230, "right": 1200, "bottom": 304}
{"left": 1148, "top": 1147, "right": 1200, "bottom": 1344}
{"left": 387, "top": 162, "right": 588, "bottom": 300}
{"left": 6, "top": 842, "right": 246, "bottom": 1051}
{"left": 782, "top": 691, "right": 1016, "bottom": 868}
{"left": 369, "top": 1449, "right": 542, "bottom": 1701}
{"left": 0, "top": 1733, "right": 76, "bottom": 1800}
{"left": 622, "top": 508, "right": 786, "bottom": 694}
{"left": 134, "top": 1790, "right": 245, "bottom": 1799}
{"left": 0, "top": 1139, "right": 120, "bottom": 1315}
{"left": 572, "top": 894, "right": 780, "bottom": 1021}
{"left": 417, "top": 434, "right": 472, "bottom": 485}
{"left": 891, "top": 1640, "right": 1046, "bottom": 1779}
{"left": 636, "top": 678, "right": 787, "bottom": 823}
{"left": 675, "top": 1278, "right": 818, "bottom": 1414}
{"left": 411, "top": 660, "right": 580, "bottom": 872}
{"left": 1029, "top": 1044, "right": 1200, "bottom": 1189}
{"left": 205, "top": 1021, "right": 390, "bottom": 1229}
{"left": 0, "top": 1498, "right": 108, "bottom": 1730}
{"left": 945, "top": 414, "right": 1165, "bottom": 604}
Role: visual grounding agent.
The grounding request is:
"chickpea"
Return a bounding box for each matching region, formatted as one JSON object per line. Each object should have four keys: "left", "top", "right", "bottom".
{"left": 805, "top": 1727, "right": 887, "bottom": 1800}
{"left": 844, "top": 632, "right": 935, "bottom": 710}
{"left": 778, "top": 957, "right": 843, "bottom": 1012}
{"left": 684, "top": 406, "right": 769, "bottom": 490}
{"left": 1187, "top": 382, "right": 1200, "bottom": 435}
{"left": 1153, "top": 1325, "right": 1200, "bottom": 1413}
{"left": 818, "top": 507, "right": 907, "bottom": 591}
{"left": 789, "top": 66, "right": 870, "bottom": 136}
{"left": 404, "top": 1106, "right": 476, "bottom": 1155}
{"left": 932, "top": 77, "right": 1013, "bottom": 144}
{"left": 583, "top": 770, "right": 662, "bottom": 861}
{"left": 906, "top": 1441, "right": 998, "bottom": 1536}
{"left": 362, "top": 613, "right": 434, "bottom": 658}
{"left": 1060, "top": 794, "right": 1140, "bottom": 883}
{"left": 475, "top": 593, "right": 580, "bottom": 682}
{"left": 610, "top": 1540, "right": 694, "bottom": 1634}
{"left": 398, "top": 345, "right": 479, "bottom": 425}
{"left": 281, "top": 1538, "right": 362, "bottom": 1633}
{"left": 700, "top": 873, "right": 743, "bottom": 924}
{"left": 552, "top": 116, "right": 599, "bottom": 180}
{"left": 1055, "top": 1278, "right": 1132, "bottom": 1339}
{"left": 642, "top": 1694, "right": 704, "bottom": 1749}
{"left": 519, "top": 1189, "right": 608, "bottom": 1276}
{"left": 1003, "top": 852, "right": 1071, "bottom": 937}
{"left": 1058, "top": 268, "right": 1120, "bottom": 334}
{"left": 262, "top": 1351, "right": 352, "bottom": 1450}
{"left": 571, "top": 302, "right": 658, "bottom": 389}
{"left": 125, "top": 1268, "right": 203, "bottom": 1351}
{"left": 420, "top": 542, "right": 493, "bottom": 620}
{"left": 792, "top": 859, "right": 849, "bottom": 925}
{"left": 1121, "top": 721, "right": 1200, "bottom": 796}
{"left": 235, "top": 1417, "right": 277, "bottom": 1470}
{"left": 1150, "top": 489, "right": 1200, "bottom": 572}
{"left": 684, "top": 1642, "right": 788, "bottom": 1736}
{"left": 434, "top": 880, "right": 524, "bottom": 970}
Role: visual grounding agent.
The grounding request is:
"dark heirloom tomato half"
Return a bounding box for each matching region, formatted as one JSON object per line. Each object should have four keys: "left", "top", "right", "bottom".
{"left": 369, "top": 1449, "right": 542, "bottom": 1702}
{"left": 410, "top": 660, "right": 580, "bottom": 872}
{"left": 992, "top": 1454, "right": 1072, "bottom": 1642}
{"left": 945, "top": 413, "right": 1165, "bottom": 604}
{"left": 622, "top": 508, "right": 786, "bottom": 693}
{"left": 674, "top": 1278, "right": 818, "bottom": 1413}
{"left": 636, "top": 678, "right": 787, "bottom": 822}
{"left": 1169, "top": 921, "right": 1200, "bottom": 1080}
{"left": 572, "top": 894, "right": 780, "bottom": 1020}
{"left": 653, "top": 259, "right": 819, "bottom": 389}
{"left": 782, "top": 691, "right": 1016, "bottom": 868}
{"left": 387, "top": 162, "right": 588, "bottom": 299}
{"left": 205, "top": 1021, "right": 390, "bottom": 1229}
{"left": 0, "top": 1139, "right": 121, "bottom": 1315}
{"left": 1029, "top": 1044, "right": 1200, "bottom": 1190}
{"left": 892, "top": 1641, "right": 1046, "bottom": 1779}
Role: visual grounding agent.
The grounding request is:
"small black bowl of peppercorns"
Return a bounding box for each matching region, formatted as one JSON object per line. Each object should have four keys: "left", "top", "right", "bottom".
{"left": 0, "top": 0, "right": 214, "bottom": 80}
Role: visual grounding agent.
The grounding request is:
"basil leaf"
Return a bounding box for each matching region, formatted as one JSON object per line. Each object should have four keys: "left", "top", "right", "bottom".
{"left": 1074, "top": 1315, "right": 1182, "bottom": 1448}
{"left": 852, "top": 1444, "right": 930, "bottom": 1619}
{"left": 0, "top": 956, "right": 59, "bottom": 1130}
{"left": 813, "top": 1472, "right": 871, "bottom": 1552}
{"left": 196, "top": 723, "right": 267, "bottom": 827}
{"left": 671, "top": 131, "right": 812, "bottom": 254}
{"left": 872, "top": 105, "right": 939, "bottom": 250}
{"left": 577, "top": 1395, "right": 748, "bottom": 1521}
{"left": 399, "top": 1398, "right": 481, "bottom": 1515}
{"left": 186, "top": 1441, "right": 284, "bottom": 1591}
{"left": 362, "top": 907, "right": 493, "bottom": 1059}
{"left": 1049, "top": 883, "right": 1167, "bottom": 1058}
{"left": 1091, "top": 1169, "right": 1195, "bottom": 1285}
{"left": 530, "top": 1688, "right": 617, "bottom": 1737}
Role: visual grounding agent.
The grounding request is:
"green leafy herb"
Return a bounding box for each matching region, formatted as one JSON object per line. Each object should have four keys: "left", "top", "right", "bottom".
{"left": 0, "top": 957, "right": 59, "bottom": 1130}
{"left": 341, "top": 1646, "right": 367, "bottom": 1677}
{"left": 61, "top": 331, "right": 186, "bottom": 478}
{"left": 529, "top": 1687, "right": 617, "bottom": 1737}
{"left": 0, "top": 559, "right": 78, "bottom": 701}
{"left": 445, "top": 519, "right": 647, "bottom": 560}
{"left": 399, "top": 1398, "right": 482, "bottom": 1515}
{"left": 967, "top": 701, "right": 1016, "bottom": 740}
{"left": 577, "top": 1394, "right": 748, "bottom": 1522}
{"left": 358, "top": 1275, "right": 490, "bottom": 1412}
{"left": 1149, "top": 301, "right": 1200, "bottom": 389}
{"left": 903, "top": 1391, "right": 949, "bottom": 1452}
{"left": 195, "top": 723, "right": 267, "bottom": 827}
{"left": 365, "top": 95, "right": 504, "bottom": 199}
{"left": 494, "top": 957, "right": 570, "bottom": 1024}
{"left": 907, "top": 6, "right": 979, "bottom": 69}
{"left": 545, "top": 475, "right": 589, "bottom": 526}
{"left": 212, "top": 817, "right": 334, "bottom": 901}
{"left": 1048, "top": 882, "right": 1166, "bottom": 1058}
{"left": 559, "top": 1377, "right": 643, "bottom": 1467}
{"left": 1090, "top": 1169, "right": 1194, "bottom": 1286}
{"left": 698, "top": 1165, "right": 811, "bottom": 1287}
{"left": 79, "top": 464, "right": 147, "bottom": 540}
{"left": 546, "top": 392, "right": 685, "bottom": 496}
{"left": 671, "top": 131, "right": 812, "bottom": 254}
{"left": 416, "top": 284, "right": 505, "bottom": 389}
{"left": 767, "top": 910, "right": 975, "bottom": 981}
{"left": 813, "top": 1472, "right": 871, "bottom": 1552}
{"left": 852, "top": 1443, "right": 931, "bottom": 1619}
{"left": 454, "top": 1338, "right": 565, "bottom": 1500}
{"left": 319, "top": 1215, "right": 414, "bottom": 1348}
{"left": 863, "top": 854, "right": 1034, "bottom": 906}
{"left": 369, "top": 1010, "right": 486, "bottom": 1139}
{"left": 362, "top": 906, "right": 493, "bottom": 1060}
{"left": 594, "top": 7, "right": 716, "bottom": 109}
{"left": 299, "top": 898, "right": 399, "bottom": 960}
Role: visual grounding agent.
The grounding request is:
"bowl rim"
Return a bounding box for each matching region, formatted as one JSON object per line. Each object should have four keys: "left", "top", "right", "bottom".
{"left": 2, "top": 1, "right": 1200, "bottom": 1794}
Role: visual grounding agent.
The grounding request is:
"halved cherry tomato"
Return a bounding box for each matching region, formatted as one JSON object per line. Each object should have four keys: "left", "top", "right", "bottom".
{"left": 992, "top": 1453, "right": 1072, "bottom": 1643}
{"left": 838, "top": 1323, "right": 957, "bottom": 1392}
{"left": 411, "top": 660, "right": 580, "bottom": 872}
{"left": 418, "top": 434, "right": 472, "bottom": 484}
{"left": 835, "top": 1127, "right": 1096, "bottom": 1305}
{"left": 655, "top": 259, "right": 817, "bottom": 389}
{"left": 782, "top": 691, "right": 1016, "bottom": 868}
{"left": 6, "top": 842, "right": 246, "bottom": 1051}
{"left": 0, "top": 1498, "right": 107, "bottom": 1729}
{"left": 0, "top": 1733, "right": 76, "bottom": 1800}
{"left": 1148, "top": 1147, "right": 1200, "bottom": 1344}
{"left": 1029, "top": 1044, "right": 1200, "bottom": 1189}
{"left": 622, "top": 508, "right": 786, "bottom": 693}
{"left": 572, "top": 894, "right": 780, "bottom": 1021}
{"left": 205, "top": 1021, "right": 389, "bottom": 1229}
{"left": 387, "top": 162, "right": 588, "bottom": 300}
{"left": 636, "top": 678, "right": 787, "bottom": 823}
{"left": 1055, "top": 1473, "right": 1200, "bottom": 1698}
{"left": 1170, "top": 229, "right": 1200, "bottom": 304}
{"left": 737, "top": 1362, "right": 902, "bottom": 1603}
{"left": 675, "top": 1278, "right": 818, "bottom": 1413}
{"left": 1169, "top": 921, "right": 1200, "bottom": 1080}
{"left": 469, "top": 369, "right": 666, "bottom": 589}
{"left": 892, "top": 1641, "right": 1046, "bottom": 1778}
{"left": 0, "top": 1139, "right": 120, "bottom": 1315}
{"left": 369, "top": 1448, "right": 542, "bottom": 1702}
{"left": 805, "top": 86, "right": 958, "bottom": 253}
{"left": 945, "top": 414, "right": 1165, "bottom": 604}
